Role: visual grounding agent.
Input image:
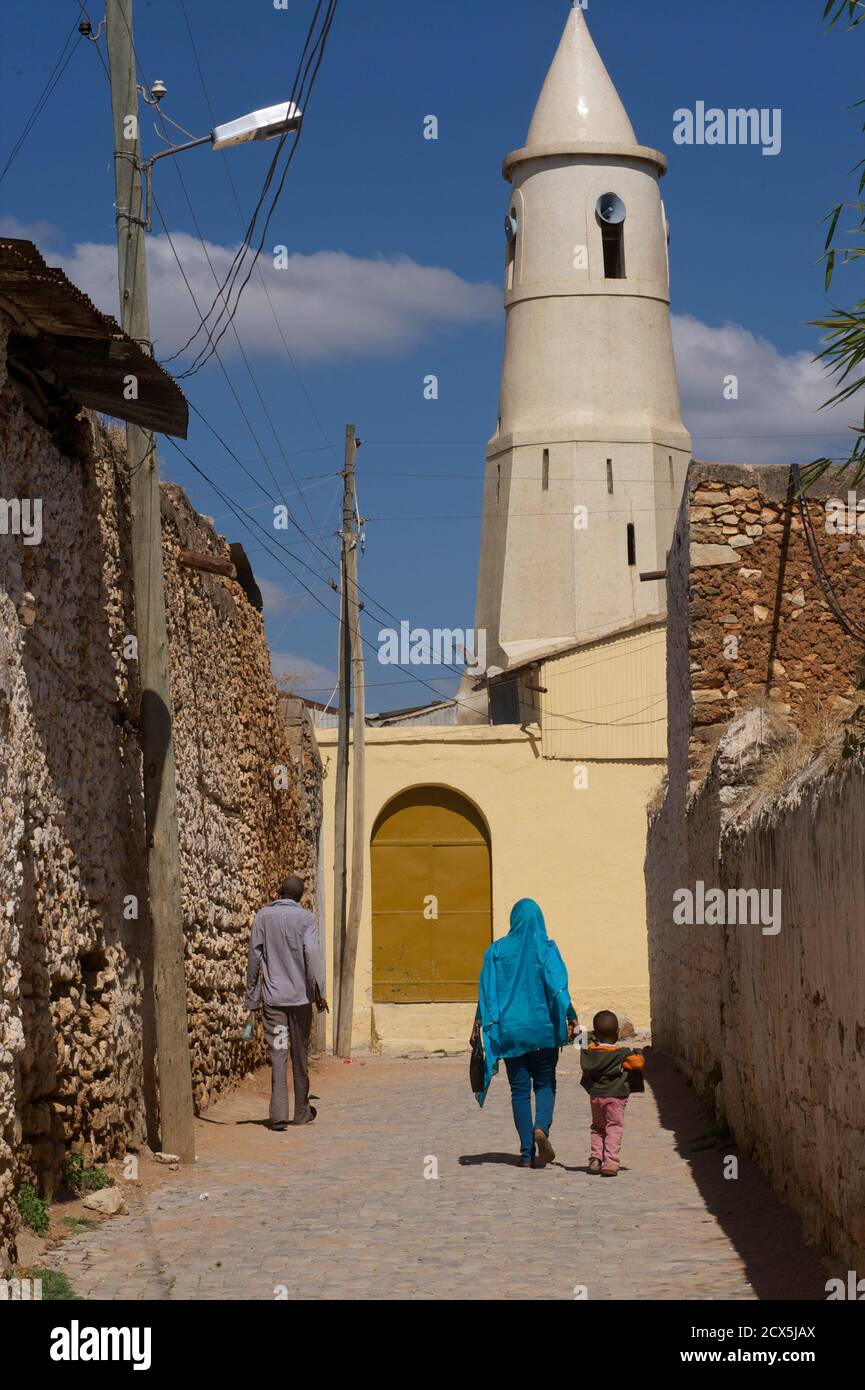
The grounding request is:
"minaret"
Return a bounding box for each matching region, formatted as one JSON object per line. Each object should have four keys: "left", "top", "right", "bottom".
{"left": 465, "top": 6, "right": 691, "bottom": 707}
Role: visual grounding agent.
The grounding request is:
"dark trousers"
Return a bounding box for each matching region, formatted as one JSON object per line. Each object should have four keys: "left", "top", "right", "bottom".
{"left": 263, "top": 1003, "right": 312, "bottom": 1124}
{"left": 504, "top": 1048, "right": 559, "bottom": 1160}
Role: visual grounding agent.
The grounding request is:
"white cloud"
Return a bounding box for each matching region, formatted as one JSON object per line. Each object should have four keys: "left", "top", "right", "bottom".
{"left": 3, "top": 217, "right": 855, "bottom": 465}
{"left": 270, "top": 651, "right": 336, "bottom": 696}
{"left": 257, "top": 577, "right": 298, "bottom": 615}
{"left": 0, "top": 218, "right": 498, "bottom": 364}
{"left": 673, "top": 314, "right": 856, "bottom": 466}
{"left": 0, "top": 214, "right": 59, "bottom": 245}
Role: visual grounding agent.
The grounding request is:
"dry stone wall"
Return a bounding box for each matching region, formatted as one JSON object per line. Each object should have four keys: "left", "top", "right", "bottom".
{"left": 0, "top": 311, "right": 320, "bottom": 1269}
{"left": 683, "top": 462, "right": 865, "bottom": 778}
{"left": 647, "top": 460, "right": 865, "bottom": 1272}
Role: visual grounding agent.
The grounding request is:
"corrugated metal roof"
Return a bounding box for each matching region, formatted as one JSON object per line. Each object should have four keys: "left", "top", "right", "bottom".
{"left": 540, "top": 623, "right": 667, "bottom": 760}
{"left": 489, "top": 615, "right": 668, "bottom": 679}
{"left": 0, "top": 238, "right": 187, "bottom": 437}
{"left": 369, "top": 699, "right": 458, "bottom": 728}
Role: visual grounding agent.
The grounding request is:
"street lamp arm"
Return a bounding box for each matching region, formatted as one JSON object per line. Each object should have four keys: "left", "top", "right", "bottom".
{"left": 144, "top": 134, "right": 213, "bottom": 170}
{"left": 140, "top": 135, "right": 213, "bottom": 233}
{"left": 138, "top": 100, "right": 303, "bottom": 232}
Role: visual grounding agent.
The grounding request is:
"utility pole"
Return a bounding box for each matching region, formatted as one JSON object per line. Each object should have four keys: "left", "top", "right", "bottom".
{"left": 106, "top": 0, "right": 195, "bottom": 1162}
{"left": 331, "top": 424, "right": 355, "bottom": 1052}
{"left": 337, "top": 441, "right": 365, "bottom": 1058}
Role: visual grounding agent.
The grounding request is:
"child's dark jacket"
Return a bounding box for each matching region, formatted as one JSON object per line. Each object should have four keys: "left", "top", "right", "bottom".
{"left": 580, "top": 1042, "right": 645, "bottom": 1098}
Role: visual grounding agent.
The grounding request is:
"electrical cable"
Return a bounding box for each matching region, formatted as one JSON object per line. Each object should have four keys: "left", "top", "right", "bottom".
{"left": 111, "top": 0, "right": 330, "bottom": 375}
{"left": 163, "top": 437, "right": 669, "bottom": 729}
{"left": 0, "top": 18, "right": 80, "bottom": 187}
{"left": 792, "top": 463, "right": 865, "bottom": 643}
{"left": 164, "top": 0, "right": 339, "bottom": 377}
{"left": 149, "top": 181, "right": 333, "bottom": 584}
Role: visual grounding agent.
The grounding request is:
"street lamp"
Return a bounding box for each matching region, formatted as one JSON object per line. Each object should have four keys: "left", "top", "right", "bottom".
{"left": 211, "top": 100, "right": 303, "bottom": 149}
{"left": 140, "top": 97, "right": 303, "bottom": 229}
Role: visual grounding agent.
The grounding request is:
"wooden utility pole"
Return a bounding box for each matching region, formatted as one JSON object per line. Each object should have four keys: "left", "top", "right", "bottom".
{"left": 331, "top": 424, "right": 355, "bottom": 1052}
{"left": 337, "top": 442, "right": 365, "bottom": 1058}
{"left": 106, "top": 0, "right": 195, "bottom": 1162}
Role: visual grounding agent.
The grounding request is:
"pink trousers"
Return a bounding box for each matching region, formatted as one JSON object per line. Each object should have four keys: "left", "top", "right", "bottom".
{"left": 590, "top": 1095, "right": 628, "bottom": 1166}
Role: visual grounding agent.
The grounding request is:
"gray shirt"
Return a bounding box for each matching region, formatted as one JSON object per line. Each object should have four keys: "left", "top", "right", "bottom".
{"left": 245, "top": 899, "right": 325, "bottom": 1011}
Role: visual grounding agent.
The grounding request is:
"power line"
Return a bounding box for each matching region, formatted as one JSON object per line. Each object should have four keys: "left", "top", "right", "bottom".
{"left": 110, "top": 0, "right": 332, "bottom": 377}
{"left": 321, "top": 461, "right": 853, "bottom": 481}
{"left": 353, "top": 431, "right": 861, "bottom": 446}
{"left": 166, "top": 0, "right": 339, "bottom": 377}
{"left": 149, "top": 182, "right": 334, "bottom": 583}
{"left": 163, "top": 437, "right": 667, "bottom": 729}
{"left": 171, "top": 0, "right": 341, "bottom": 559}
{"left": 364, "top": 505, "right": 683, "bottom": 522}
{"left": 792, "top": 464, "right": 865, "bottom": 644}
{"left": 75, "top": 2, "right": 112, "bottom": 85}
{"left": 178, "top": 0, "right": 340, "bottom": 469}
{"left": 82, "top": 0, "right": 342, "bottom": 595}
{"left": 0, "top": 17, "right": 80, "bottom": 186}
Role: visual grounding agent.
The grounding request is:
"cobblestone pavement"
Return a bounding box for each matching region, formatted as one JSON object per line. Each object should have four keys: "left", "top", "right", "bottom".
{"left": 48, "top": 1051, "right": 831, "bottom": 1301}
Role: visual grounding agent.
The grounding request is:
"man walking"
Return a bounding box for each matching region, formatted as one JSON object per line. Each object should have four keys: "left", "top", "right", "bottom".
{"left": 245, "top": 875, "right": 328, "bottom": 1131}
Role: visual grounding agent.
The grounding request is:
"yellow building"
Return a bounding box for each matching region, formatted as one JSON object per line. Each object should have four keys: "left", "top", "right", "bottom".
{"left": 315, "top": 621, "right": 666, "bottom": 1054}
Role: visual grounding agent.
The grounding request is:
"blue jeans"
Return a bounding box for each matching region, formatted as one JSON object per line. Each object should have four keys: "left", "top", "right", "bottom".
{"left": 504, "top": 1048, "right": 558, "bottom": 1160}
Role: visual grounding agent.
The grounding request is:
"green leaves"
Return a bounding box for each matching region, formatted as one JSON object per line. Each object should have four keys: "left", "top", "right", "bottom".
{"left": 824, "top": 203, "right": 844, "bottom": 251}
{"left": 808, "top": 3, "right": 865, "bottom": 484}
{"left": 824, "top": 247, "right": 837, "bottom": 290}
{"left": 15, "top": 1183, "right": 50, "bottom": 1235}
{"left": 64, "top": 1151, "right": 112, "bottom": 1193}
{"left": 823, "top": 0, "right": 865, "bottom": 30}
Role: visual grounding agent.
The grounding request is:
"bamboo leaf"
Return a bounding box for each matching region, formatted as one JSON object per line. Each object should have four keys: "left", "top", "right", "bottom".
{"left": 825, "top": 203, "right": 843, "bottom": 248}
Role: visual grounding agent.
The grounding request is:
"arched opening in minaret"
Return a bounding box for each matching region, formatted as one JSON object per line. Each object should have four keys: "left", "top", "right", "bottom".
{"left": 601, "top": 220, "right": 625, "bottom": 279}
{"left": 505, "top": 206, "right": 518, "bottom": 289}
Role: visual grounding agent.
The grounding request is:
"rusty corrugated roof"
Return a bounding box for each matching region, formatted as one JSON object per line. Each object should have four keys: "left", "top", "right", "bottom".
{"left": 0, "top": 238, "right": 187, "bottom": 437}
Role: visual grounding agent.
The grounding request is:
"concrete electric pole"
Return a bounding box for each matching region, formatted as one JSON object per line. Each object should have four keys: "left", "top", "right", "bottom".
{"left": 105, "top": 0, "right": 196, "bottom": 1162}
{"left": 338, "top": 433, "right": 365, "bottom": 1059}
{"left": 332, "top": 424, "right": 366, "bottom": 1057}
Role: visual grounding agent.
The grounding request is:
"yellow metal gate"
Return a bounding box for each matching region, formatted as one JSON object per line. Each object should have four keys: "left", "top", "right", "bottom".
{"left": 371, "top": 787, "right": 492, "bottom": 1003}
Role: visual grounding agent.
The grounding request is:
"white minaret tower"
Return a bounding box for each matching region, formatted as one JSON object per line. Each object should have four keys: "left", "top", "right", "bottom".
{"left": 465, "top": 6, "right": 691, "bottom": 706}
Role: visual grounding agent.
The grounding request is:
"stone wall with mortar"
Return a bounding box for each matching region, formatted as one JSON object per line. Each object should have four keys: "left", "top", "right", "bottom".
{"left": 0, "top": 312, "right": 320, "bottom": 1268}
{"left": 647, "top": 460, "right": 865, "bottom": 1271}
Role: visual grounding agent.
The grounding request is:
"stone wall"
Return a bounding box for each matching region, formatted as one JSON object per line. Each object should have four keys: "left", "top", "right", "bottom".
{"left": 0, "top": 311, "right": 321, "bottom": 1269}
{"left": 683, "top": 462, "right": 865, "bottom": 779}
{"left": 647, "top": 460, "right": 865, "bottom": 1271}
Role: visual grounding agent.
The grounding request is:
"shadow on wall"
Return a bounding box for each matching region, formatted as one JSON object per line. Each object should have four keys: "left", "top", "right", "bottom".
{"left": 646, "top": 1053, "right": 830, "bottom": 1301}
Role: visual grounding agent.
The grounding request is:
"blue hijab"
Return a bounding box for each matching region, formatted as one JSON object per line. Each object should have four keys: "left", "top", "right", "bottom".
{"left": 474, "top": 898, "right": 572, "bottom": 1107}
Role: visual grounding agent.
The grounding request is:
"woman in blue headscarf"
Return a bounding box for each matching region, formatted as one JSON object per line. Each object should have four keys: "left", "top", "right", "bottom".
{"left": 472, "top": 898, "right": 578, "bottom": 1167}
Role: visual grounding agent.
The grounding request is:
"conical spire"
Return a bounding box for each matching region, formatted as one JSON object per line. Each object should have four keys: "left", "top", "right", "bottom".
{"left": 525, "top": 7, "right": 637, "bottom": 148}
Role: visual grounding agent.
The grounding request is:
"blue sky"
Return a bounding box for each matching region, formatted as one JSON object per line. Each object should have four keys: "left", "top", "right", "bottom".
{"left": 1, "top": 0, "right": 862, "bottom": 710}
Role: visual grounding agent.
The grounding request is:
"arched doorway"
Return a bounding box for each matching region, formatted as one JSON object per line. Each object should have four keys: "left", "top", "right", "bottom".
{"left": 371, "top": 787, "right": 492, "bottom": 1002}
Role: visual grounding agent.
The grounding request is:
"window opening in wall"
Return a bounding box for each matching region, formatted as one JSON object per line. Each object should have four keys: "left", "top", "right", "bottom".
{"left": 606, "top": 458, "right": 613, "bottom": 494}
{"left": 626, "top": 522, "right": 636, "bottom": 566}
{"left": 496, "top": 462, "right": 501, "bottom": 505}
{"left": 505, "top": 207, "right": 517, "bottom": 290}
{"left": 490, "top": 677, "right": 520, "bottom": 726}
{"left": 601, "top": 221, "right": 625, "bottom": 279}
{"left": 542, "top": 449, "right": 550, "bottom": 491}
{"left": 669, "top": 454, "right": 674, "bottom": 488}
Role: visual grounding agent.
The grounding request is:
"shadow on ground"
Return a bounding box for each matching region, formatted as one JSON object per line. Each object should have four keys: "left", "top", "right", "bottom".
{"left": 458, "top": 1152, "right": 523, "bottom": 1167}
{"left": 648, "top": 1051, "right": 828, "bottom": 1301}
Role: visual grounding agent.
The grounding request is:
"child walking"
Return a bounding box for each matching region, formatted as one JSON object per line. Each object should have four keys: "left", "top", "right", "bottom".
{"left": 580, "top": 1010, "right": 644, "bottom": 1176}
